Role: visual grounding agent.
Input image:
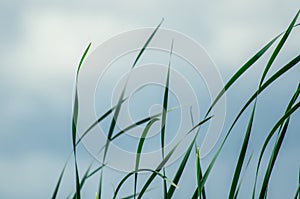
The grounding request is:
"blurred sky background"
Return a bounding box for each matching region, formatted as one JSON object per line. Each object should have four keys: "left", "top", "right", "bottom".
{"left": 0, "top": 0, "right": 299, "bottom": 198}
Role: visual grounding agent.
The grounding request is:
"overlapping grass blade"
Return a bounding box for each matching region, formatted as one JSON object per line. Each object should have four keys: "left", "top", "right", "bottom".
{"left": 99, "top": 20, "right": 163, "bottom": 199}
{"left": 166, "top": 115, "right": 213, "bottom": 199}
{"left": 160, "top": 39, "right": 174, "bottom": 199}
{"left": 259, "top": 9, "right": 300, "bottom": 86}
{"left": 253, "top": 83, "right": 300, "bottom": 198}
{"left": 205, "top": 22, "right": 300, "bottom": 118}
{"left": 51, "top": 159, "right": 69, "bottom": 199}
{"left": 258, "top": 101, "right": 300, "bottom": 198}
{"left": 121, "top": 188, "right": 155, "bottom": 199}
{"left": 134, "top": 118, "right": 159, "bottom": 199}
{"left": 137, "top": 142, "right": 180, "bottom": 199}
{"left": 226, "top": 14, "right": 299, "bottom": 194}
{"left": 233, "top": 151, "right": 254, "bottom": 199}
{"left": 228, "top": 103, "right": 256, "bottom": 199}
{"left": 103, "top": 19, "right": 164, "bottom": 162}
{"left": 113, "top": 168, "right": 177, "bottom": 199}
{"left": 71, "top": 42, "right": 91, "bottom": 199}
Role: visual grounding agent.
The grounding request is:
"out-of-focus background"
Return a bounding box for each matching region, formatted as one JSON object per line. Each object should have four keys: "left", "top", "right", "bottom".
{"left": 0, "top": 1, "right": 299, "bottom": 198}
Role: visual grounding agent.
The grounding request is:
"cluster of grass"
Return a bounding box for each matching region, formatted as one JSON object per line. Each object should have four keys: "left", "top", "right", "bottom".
{"left": 52, "top": 10, "right": 300, "bottom": 199}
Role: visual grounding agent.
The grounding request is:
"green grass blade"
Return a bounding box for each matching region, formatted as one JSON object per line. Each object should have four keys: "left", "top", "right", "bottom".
{"left": 111, "top": 113, "right": 161, "bottom": 141}
{"left": 51, "top": 160, "right": 69, "bottom": 199}
{"left": 205, "top": 22, "right": 300, "bottom": 118}
{"left": 113, "top": 169, "right": 177, "bottom": 199}
{"left": 228, "top": 102, "right": 256, "bottom": 199}
{"left": 190, "top": 53, "right": 300, "bottom": 199}
{"left": 205, "top": 36, "right": 279, "bottom": 117}
{"left": 253, "top": 83, "right": 300, "bottom": 198}
{"left": 196, "top": 147, "right": 201, "bottom": 198}
{"left": 121, "top": 188, "right": 155, "bottom": 199}
{"left": 187, "top": 116, "right": 214, "bottom": 134}
{"left": 166, "top": 116, "right": 213, "bottom": 199}
{"left": 137, "top": 142, "right": 180, "bottom": 199}
{"left": 161, "top": 40, "right": 174, "bottom": 199}
{"left": 134, "top": 118, "right": 159, "bottom": 199}
{"left": 72, "top": 42, "right": 91, "bottom": 199}
{"left": 259, "top": 9, "right": 300, "bottom": 86}
{"left": 234, "top": 151, "right": 254, "bottom": 199}
{"left": 103, "top": 19, "right": 164, "bottom": 162}
{"left": 293, "top": 168, "right": 300, "bottom": 199}
{"left": 258, "top": 102, "right": 300, "bottom": 198}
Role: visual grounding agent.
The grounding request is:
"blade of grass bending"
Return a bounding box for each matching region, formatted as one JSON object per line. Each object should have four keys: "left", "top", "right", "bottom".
{"left": 113, "top": 169, "right": 178, "bottom": 199}
{"left": 204, "top": 22, "right": 300, "bottom": 118}
{"left": 103, "top": 19, "right": 164, "bottom": 162}
{"left": 258, "top": 102, "right": 300, "bottom": 198}
{"left": 100, "top": 20, "right": 164, "bottom": 198}
{"left": 253, "top": 83, "right": 300, "bottom": 198}
{"left": 76, "top": 98, "right": 127, "bottom": 146}
{"left": 72, "top": 163, "right": 93, "bottom": 199}
{"left": 134, "top": 118, "right": 160, "bottom": 199}
{"left": 161, "top": 39, "right": 174, "bottom": 199}
{"left": 111, "top": 106, "right": 179, "bottom": 141}
{"left": 228, "top": 102, "right": 256, "bottom": 199}
{"left": 190, "top": 53, "right": 300, "bottom": 198}
{"left": 259, "top": 9, "right": 299, "bottom": 86}
{"left": 72, "top": 42, "right": 91, "bottom": 199}
{"left": 233, "top": 151, "right": 254, "bottom": 199}
{"left": 112, "top": 113, "right": 162, "bottom": 141}
{"left": 121, "top": 188, "right": 156, "bottom": 199}
{"left": 72, "top": 163, "right": 105, "bottom": 199}
{"left": 196, "top": 147, "right": 201, "bottom": 198}
{"left": 52, "top": 158, "right": 69, "bottom": 199}
{"left": 137, "top": 142, "right": 180, "bottom": 199}
{"left": 166, "top": 115, "right": 213, "bottom": 199}
{"left": 227, "top": 11, "right": 300, "bottom": 196}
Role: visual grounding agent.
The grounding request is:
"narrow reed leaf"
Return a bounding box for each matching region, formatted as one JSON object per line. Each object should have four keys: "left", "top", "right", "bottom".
{"left": 134, "top": 118, "right": 159, "bottom": 198}
{"left": 72, "top": 42, "right": 91, "bottom": 199}
{"left": 113, "top": 169, "right": 177, "bottom": 199}
{"left": 51, "top": 160, "right": 68, "bottom": 199}
{"left": 196, "top": 147, "right": 201, "bottom": 198}
{"left": 259, "top": 9, "right": 300, "bottom": 86}
{"left": 103, "top": 19, "right": 164, "bottom": 162}
{"left": 228, "top": 103, "right": 256, "bottom": 199}
{"left": 161, "top": 39, "right": 174, "bottom": 199}
{"left": 259, "top": 102, "right": 300, "bottom": 198}
{"left": 253, "top": 83, "right": 300, "bottom": 198}
{"left": 138, "top": 143, "right": 180, "bottom": 199}
{"left": 234, "top": 151, "right": 254, "bottom": 199}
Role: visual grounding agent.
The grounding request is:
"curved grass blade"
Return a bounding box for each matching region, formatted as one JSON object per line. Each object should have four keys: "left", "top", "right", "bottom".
{"left": 196, "top": 147, "right": 202, "bottom": 198}
{"left": 112, "top": 113, "right": 161, "bottom": 141}
{"left": 160, "top": 39, "right": 174, "bottom": 199}
{"left": 253, "top": 83, "right": 300, "bottom": 198}
{"left": 134, "top": 118, "right": 160, "bottom": 199}
{"left": 259, "top": 9, "right": 299, "bottom": 86}
{"left": 113, "top": 169, "right": 178, "bottom": 199}
{"left": 228, "top": 102, "right": 256, "bottom": 199}
{"left": 121, "top": 188, "right": 155, "bottom": 199}
{"left": 294, "top": 167, "right": 300, "bottom": 199}
{"left": 166, "top": 115, "right": 213, "bottom": 199}
{"left": 233, "top": 151, "right": 254, "bottom": 199}
{"left": 72, "top": 42, "right": 92, "bottom": 199}
{"left": 204, "top": 22, "right": 300, "bottom": 118}
{"left": 190, "top": 53, "right": 300, "bottom": 198}
{"left": 137, "top": 142, "right": 180, "bottom": 199}
{"left": 99, "top": 20, "right": 164, "bottom": 199}
{"left": 258, "top": 102, "right": 300, "bottom": 198}
{"left": 51, "top": 159, "right": 69, "bottom": 199}
{"left": 103, "top": 18, "right": 164, "bottom": 162}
